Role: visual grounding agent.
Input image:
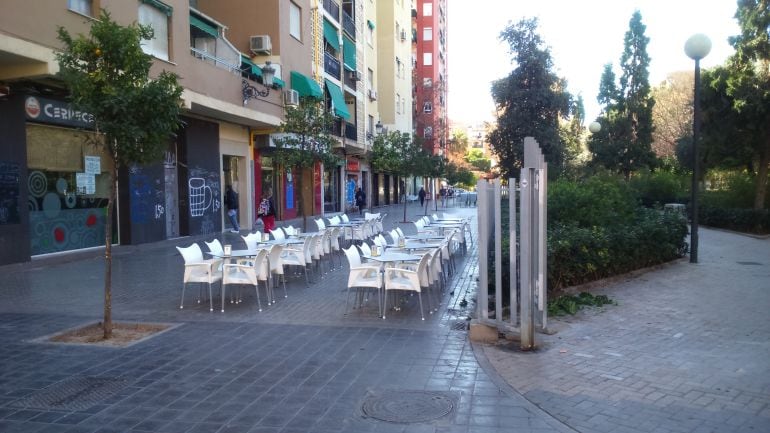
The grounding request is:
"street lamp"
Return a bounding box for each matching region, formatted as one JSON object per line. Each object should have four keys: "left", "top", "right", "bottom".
{"left": 685, "top": 33, "right": 711, "bottom": 264}
{"left": 242, "top": 61, "right": 276, "bottom": 105}
{"left": 588, "top": 121, "right": 601, "bottom": 134}
{"left": 375, "top": 120, "right": 383, "bottom": 135}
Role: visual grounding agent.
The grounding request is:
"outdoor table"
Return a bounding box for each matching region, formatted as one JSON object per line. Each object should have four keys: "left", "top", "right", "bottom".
{"left": 405, "top": 234, "right": 445, "bottom": 241}
{"left": 386, "top": 241, "right": 442, "bottom": 252}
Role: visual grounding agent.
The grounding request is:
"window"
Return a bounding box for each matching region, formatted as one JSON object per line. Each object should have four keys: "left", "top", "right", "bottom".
{"left": 290, "top": 2, "right": 301, "bottom": 40}
{"left": 423, "top": 78, "right": 432, "bottom": 87}
{"left": 367, "top": 68, "right": 374, "bottom": 90}
{"left": 423, "top": 27, "right": 432, "bottom": 41}
{"left": 138, "top": 1, "right": 171, "bottom": 61}
{"left": 396, "top": 93, "right": 401, "bottom": 114}
{"left": 68, "top": 0, "right": 92, "bottom": 16}
{"left": 395, "top": 57, "right": 402, "bottom": 78}
{"left": 367, "top": 25, "right": 374, "bottom": 45}
{"left": 423, "top": 101, "right": 432, "bottom": 113}
{"left": 424, "top": 126, "right": 433, "bottom": 138}
{"left": 423, "top": 2, "right": 433, "bottom": 16}
{"left": 368, "top": 115, "right": 374, "bottom": 137}
{"left": 423, "top": 52, "right": 432, "bottom": 66}
{"left": 396, "top": 23, "right": 401, "bottom": 40}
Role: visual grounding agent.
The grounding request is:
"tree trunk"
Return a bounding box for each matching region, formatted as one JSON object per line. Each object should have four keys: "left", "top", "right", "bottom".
{"left": 753, "top": 137, "right": 770, "bottom": 210}
{"left": 402, "top": 188, "right": 408, "bottom": 222}
{"left": 296, "top": 167, "right": 306, "bottom": 232}
{"left": 103, "top": 162, "right": 116, "bottom": 339}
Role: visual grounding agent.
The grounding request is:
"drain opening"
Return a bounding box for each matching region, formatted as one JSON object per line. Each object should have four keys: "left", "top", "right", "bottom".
{"left": 361, "top": 390, "right": 455, "bottom": 423}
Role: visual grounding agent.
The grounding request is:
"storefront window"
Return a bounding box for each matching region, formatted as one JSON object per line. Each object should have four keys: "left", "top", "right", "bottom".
{"left": 324, "top": 166, "right": 340, "bottom": 213}
{"left": 26, "top": 124, "right": 112, "bottom": 255}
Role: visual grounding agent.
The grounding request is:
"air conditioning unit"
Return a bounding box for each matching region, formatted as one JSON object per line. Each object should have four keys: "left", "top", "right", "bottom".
{"left": 368, "top": 89, "right": 377, "bottom": 101}
{"left": 249, "top": 35, "right": 272, "bottom": 55}
{"left": 284, "top": 89, "right": 299, "bottom": 107}
{"left": 400, "top": 30, "right": 407, "bottom": 41}
{"left": 347, "top": 70, "right": 362, "bottom": 81}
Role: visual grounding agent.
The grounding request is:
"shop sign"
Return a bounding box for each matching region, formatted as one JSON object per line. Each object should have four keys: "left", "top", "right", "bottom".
{"left": 347, "top": 159, "right": 359, "bottom": 171}
{"left": 25, "top": 96, "right": 95, "bottom": 128}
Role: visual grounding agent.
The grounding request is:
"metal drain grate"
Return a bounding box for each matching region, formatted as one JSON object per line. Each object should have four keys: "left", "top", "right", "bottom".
{"left": 361, "top": 390, "right": 455, "bottom": 423}
{"left": 10, "top": 376, "right": 130, "bottom": 411}
{"left": 450, "top": 320, "right": 468, "bottom": 331}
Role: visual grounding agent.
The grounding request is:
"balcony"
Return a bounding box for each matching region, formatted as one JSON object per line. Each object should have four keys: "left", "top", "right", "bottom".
{"left": 323, "top": 0, "right": 340, "bottom": 21}
{"left": 342, "top": 10, "right": 355, "bottom": 39}
{"left": 324, "top": 52, "right": 341, "bottom": 81}
{"left": 190, "top": 47, "right": 241, "bottom": 75}
{"left": 345, "top": 122, "right": 357, "bottom": 141}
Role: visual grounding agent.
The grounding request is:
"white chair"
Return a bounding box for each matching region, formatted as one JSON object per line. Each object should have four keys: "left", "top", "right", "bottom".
{"left": 266, "top": 244, "right": 287, "bottom": 301}
{"left": 241, "top": 232, "right": 262, "bottom": 250}
{"left": 329, "top": 215, "right": 341, "bottom": 225}
{"left": 204, "top": 239, "right": 224, "bottom": 256}
{"left": 315, "top": 218, "right": 326, "bottom": 230}
{"left": 281, "top": 239, "right": 310, "bottom": 287}
{"left": 176, "top": 243, "right": 222, "bottom": 312}
{"left": 383, "top": 266, "right": 424, "bottom": 320}
{"left": 222, "top": 249, "right": 269, "bottom": 312}
{"left": 358, "top": 241, "right": 372, "bottom": 258}
{"left": 374, "top": 234, "right": 388, "bottom": 249}
{"left": 270, "top": 227, "right": 286, "bottom": 241}
{"left": 389, "top": 229, "right": 401, "bottom": 244}
{"left": 341, "top": 214, "right": 350, "bottom": 223}
{"left": 395, "top": 227, "right": 405, "bottom": 238}
{"left": 329, "top": 227, "right": 343, "bottom": 268}
{"left": 342, "top": 246, "right": 383, "bottom": 317}
{"left": 283, "top": 226, "right": 296, "bottom": 237}
{"left": 375, "top": 213, "right": 386, "bottom": 234}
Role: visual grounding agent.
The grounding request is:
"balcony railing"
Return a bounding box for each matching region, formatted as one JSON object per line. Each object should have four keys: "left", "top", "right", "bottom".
{"left": 190, "top": 47, "right": 241, "bottom": 75}
{"left": 344, "top": 122, "right": 357, "bottom": 141}
{"left": 323, "top": 0, "right": 340, "bottom": 21}
{"left": 342, "top": 10, "right": 355, "bottom": 38}
{"left": 324, "top": 52, "right": 341, "bottom": 81}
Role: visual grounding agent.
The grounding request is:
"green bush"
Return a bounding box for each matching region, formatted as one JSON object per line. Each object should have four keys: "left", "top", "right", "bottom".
{"left": 629, "top": 170, "right": 689, "bottom": 208}
{"left": 701, "top": 171, "right": 763, "bottom": 209}
{"left": 549, "top": 175, "right": 637, "bottom": 228}
{"left": 699, "top": 206, "right": 770, "bottom": 234}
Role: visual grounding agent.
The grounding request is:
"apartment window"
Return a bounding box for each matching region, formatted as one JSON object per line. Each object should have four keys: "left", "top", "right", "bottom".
{"left": 423, "top": 52, "right": 433, "bottom": 66}
{"left": 423, "top": 27, "right": 432, "bottom": 41}
{"left": 395, "top": 57, "right": 402, "bottom": 78}
{"left": 424, "top": 126, "right": 433, "bottom": 138}
{"left": 396, "top": 23, "right": 401, "bottom": 41}
{"left": 423, "top": 2, "right": 433, "bottom": 16}
{"left": 396, "top": 94, "right": 401, "bottom": 114}
{"left": 423, "top": 101, "right": 432, "bottom": 113}
{"left": 290, "top": 2, "right": 302, "bottom": 41}
{"left": 367, "top": 25, "right": 374, "bottom": 45}
{"left": 423, "top": 78, "right": 432, "bottom": 87}
{"left": 138, "top": 1, "right": 171, "bottom": 61}
{"left": 368, "top": 115, "right": 374, "bottom": 137}
{"left": 367, "top": 68, "right": 374, "bottom": 90}
{"left": 68, "top": 0, "right": 92, "bottom": 16}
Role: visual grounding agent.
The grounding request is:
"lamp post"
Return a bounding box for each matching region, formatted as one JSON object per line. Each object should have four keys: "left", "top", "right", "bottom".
{"left": 685, "top": 33, "right": 711, "bottom": 264}
{"left": 588, "top": 121, "right": 601, "bottom": 134}
{"left": 242, "top": 61, "right": 276, "bottom": 105}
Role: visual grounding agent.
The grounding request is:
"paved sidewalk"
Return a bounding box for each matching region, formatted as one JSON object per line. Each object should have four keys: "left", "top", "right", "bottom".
{"left": 481, "top": 228, "right": 770, "bottom": 433}
{"left": 0, "top": 203, "right": 573, "bottom": 433}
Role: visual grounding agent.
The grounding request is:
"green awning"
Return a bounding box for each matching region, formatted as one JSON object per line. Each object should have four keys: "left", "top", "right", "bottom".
{"left": 273, "top": 77, "right": 285, "bottom": 88}
{"left": 324, "top": 79, "right": 350, "bottom": 119}
{"left": 190, "top": 15, "right": 218, "bottom": 38}
{"left": 323, "top": 19, "right": 340, "bottom": 51}
{"left": 291, "top": 71, "right": 323, "bottom": 99}
{"left": 241, "top": 55, "right": 262, "bottom": 77}
{"left": 141, "top": 0, "right": 172, "bottom": 16}
{"left": 343, "top": 36, "right": 356, "bottom": 71}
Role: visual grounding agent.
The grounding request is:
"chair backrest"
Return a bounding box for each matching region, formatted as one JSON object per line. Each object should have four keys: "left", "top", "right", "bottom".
{"left": 358, "top": 241, "right": 372, "bottom": 257}
{"left": 284, "top": 226, "right": 295, "bottom": 236}
{"left": 268, "top": 244, "right": 283, "bottom": 272}
{"left": 310, "top": 234, "right": 323, "bottom": 260}
{"left": 376, "top": 234, "right": 388, "bottom": 247}
{"left": 329, "top": 216, "right": 340, "bottom": 225}
{"left": 322, "top": 230, "right": 332, "bottom": 253}
{"left": 176, "top": 243, "right": 204, "bottom": 263}
{"left": 330, "top": 227, "right": 341, "bottom": 250}
{"left": 205, "top": 239, "right": 223, "bottom": 255}
{"left": 389, "top": 229, "right": 400, "bottom": 244}
{"left": 431, "top": 213, "right": 439, "bottom": 221}
{"left": 315, "top": 218, "right": 326, "bottom": 230}
{"left": 416, "top": 253, "right": 431, "bottom": 287}
{"left": 241, "top": 232, "right": 261, "bottom": 250}
{"left": 302, "top": 235, "right": 314, "bottom": 263}
{"left": 343, "top": 245, "right": 361, "bottom": 268}
{"left": 271, "top": 227, "right": 285, "bottom": 240}
{"left": 341, "top": 214, "right": 350, "bottom": 223}
{"left": 253, "top": 249, "right": 270, "bottom": 280}
{"left": 413, "top": 221, "right": 423, "bottom": 232}
{"left": 395, "top": 227, "right": 405, "bottom": 237}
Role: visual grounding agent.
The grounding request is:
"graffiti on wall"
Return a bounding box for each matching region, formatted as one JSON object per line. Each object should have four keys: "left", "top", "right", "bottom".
{"left": 0, "top": 161, "right": 20, "bottom": 225}
{"left": 129, "top": 165, "right": 165, "bottom": 224}
{"left": 188, "top": 167, "right": 221, "bottom": 236}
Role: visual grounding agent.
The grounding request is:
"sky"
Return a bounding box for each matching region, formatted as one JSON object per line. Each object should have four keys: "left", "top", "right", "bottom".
{"left": 447, "top": 0, "right": 742, "bottom": 127}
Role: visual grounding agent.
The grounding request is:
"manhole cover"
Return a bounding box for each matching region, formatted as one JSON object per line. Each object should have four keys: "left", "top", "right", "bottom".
{"left": 450, "top": 320, "right": 468, "bottom": 331}
{"left": 10, "top": 376, "right": 129, "bottom": 411}
{"left": 361, "top": 390, "right": 455, "bottom": 423}
{"left": 737, "top": 261, "right": 762, "bottom": 266}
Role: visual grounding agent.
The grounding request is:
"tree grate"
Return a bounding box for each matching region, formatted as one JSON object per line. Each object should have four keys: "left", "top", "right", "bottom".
{"left": 10, "top": 376, "right": 130, "bottom": 411}
{"left": 361, "top": 390, "right": 455, "bottom": 423}
{"left": 450, "top": 320, "right": 469, "bottom": 331}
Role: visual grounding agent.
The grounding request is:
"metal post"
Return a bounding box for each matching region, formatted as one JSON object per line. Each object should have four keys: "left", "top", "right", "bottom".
{"left": 494, "top": 179, "right": 502, "bottom": 323}
{"left": 519, "top": 166, "right": 534, "bottom": 350}
{"left": 690, "top": 58, "right": 701, "bottom": 263}
{"left": 509, "top": 178, "right": 518, "bottom": 328}
{"left": 477, "top": 179, "right": 489, "bottom": 320}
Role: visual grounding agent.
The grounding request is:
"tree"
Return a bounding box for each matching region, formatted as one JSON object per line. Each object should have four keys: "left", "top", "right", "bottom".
{"left": 464, "top": 148, "right": 492, "bottom": 172}
{"left": 488, "top": 18, "right": 571, "bottom": 179}
{"left": 588, "top": 11, "right": 657, "bottom": 178}
{"left": 371, "top": 131, "right": 429, "bottom": 221}
{"left": 559, "top": 94, "right": 587, "bottom": 179}
{"left": 448, "top": 128, "right": 469, "bottom": 162}
{"left": 273, "top": 98, "right": 339, "bottom": 228}
{"left": 651, "top": 71, "right": 694, "bottom": 159}
{"left": 56, "top": 11, "right": 184, "bottom": 339}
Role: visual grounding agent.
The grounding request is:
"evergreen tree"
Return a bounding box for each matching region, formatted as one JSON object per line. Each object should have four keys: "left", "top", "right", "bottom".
{"left": 488, "top": 18, "right": 571, "bottom": 179}
{"left": 589, "top": 11, "right": 656, "bottom": 178}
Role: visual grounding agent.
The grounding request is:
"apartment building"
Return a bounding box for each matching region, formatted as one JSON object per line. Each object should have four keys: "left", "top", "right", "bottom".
{"left": 412, "top": 0, "right": 448, "bottom": 158}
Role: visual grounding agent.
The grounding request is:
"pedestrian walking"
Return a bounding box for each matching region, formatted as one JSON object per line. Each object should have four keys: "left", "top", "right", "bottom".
{"left": 224, "top": 185, "right": 240, "bottom": 233}
{"left": 355, "top": 187, "right": 366, "bottom": 215}
{"left": 256, "top": 188, "right": 276, "bottom": 232}
{"left": 418, "top": 187, "right": 426, "bottom": 207}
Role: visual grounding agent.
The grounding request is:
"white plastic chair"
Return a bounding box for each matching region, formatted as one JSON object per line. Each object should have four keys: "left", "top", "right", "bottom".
{"left": 270, "top": 227, "right": 285, "bottom": 241}
{"left": 341, "top": 214, "right": 350, "bottom": 223}
{"left": 283, "top": 226, "right": 296, "bottom": 237}
{"left": 383, "top": 266, "right": 424, "bottom": 320}
{"left": 315, "top": 218, "right": 326, "bottom": 230}
{"left": 222, "top": 249, "right": 269, "bottom": 312}
{"left": 395, "top": 227, "right": 405, "bottom": 238}
{"left": 389, "top": 229, "right": 401, "bottom": 244}
{"left": 342, "top": 246, "right": 383, "bottom": 316}
{"left": 176, "top": 243, "right": 222, "bottom": 312}
{"left": 204, "top": 239, "right": 224, "bottom": 256}
{"left": 241, "top": 232, "right": 262, "bottom": 250}
{"left": 281, "top": 239, "right": 310, "bottom": 286}
{"left": 358, "top": 241, "right": 372, "bottom": 258}
{"left": 267, "top": 244, "right": 287, "bottom": 302}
